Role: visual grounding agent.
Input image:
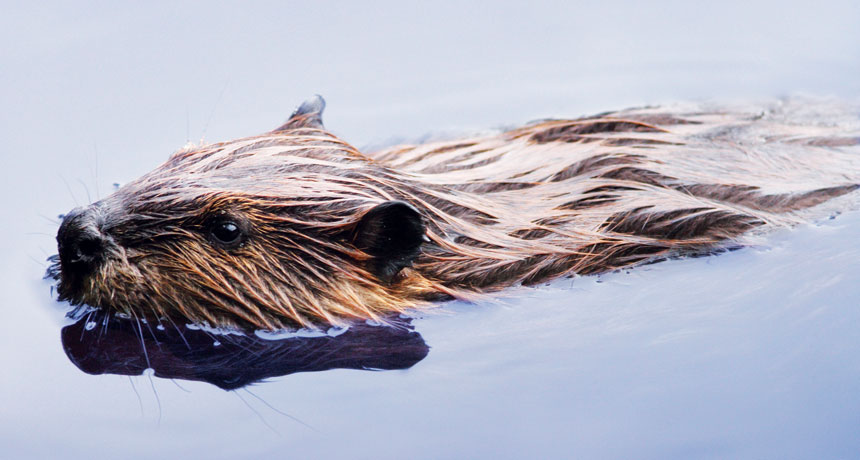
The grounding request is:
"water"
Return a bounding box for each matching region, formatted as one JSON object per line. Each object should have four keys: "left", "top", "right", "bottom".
{"left": 2, "top": 1, "right": 860, "bottom": 458}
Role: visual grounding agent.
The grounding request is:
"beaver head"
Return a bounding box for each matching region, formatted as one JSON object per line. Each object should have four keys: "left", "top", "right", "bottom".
{"left": 53, "top": 96, "right": 439, "bottom": 330}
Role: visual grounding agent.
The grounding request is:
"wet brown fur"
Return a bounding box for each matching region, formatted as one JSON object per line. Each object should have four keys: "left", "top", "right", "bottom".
{"left": 53, "top": 99, "right": 860, "bottom": 330}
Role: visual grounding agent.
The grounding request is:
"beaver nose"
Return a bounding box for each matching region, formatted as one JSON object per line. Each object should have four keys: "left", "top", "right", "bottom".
{"left": 57, "top": 207, "right": 106, "bottom": 275}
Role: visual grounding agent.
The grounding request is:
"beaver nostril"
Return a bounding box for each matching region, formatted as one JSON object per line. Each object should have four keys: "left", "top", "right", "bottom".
{"left": 75, "top": 236, "right": 103, "bottom": 261}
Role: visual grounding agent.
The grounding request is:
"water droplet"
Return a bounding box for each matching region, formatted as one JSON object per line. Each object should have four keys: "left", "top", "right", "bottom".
{"left": 327, "top": 326, "right": 348, "bottom": 337}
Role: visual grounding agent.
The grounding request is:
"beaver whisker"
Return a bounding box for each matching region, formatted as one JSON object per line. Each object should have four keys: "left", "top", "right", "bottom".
{"left": 99, "top": 309, "right": 111, "bottom": 340}
{"left": 242, "top": 388, "right": 320, "bottom": 433}
{"left": 127, "top": 376, "right": 145, "bottom": 418}
{"left": 76, "top": 178, "right": 93, "bottom": 205}
{"left": 170, "top": 379, "right": 191, "bottom": 393}
{"left": 58, "top": 174, "right": 80, "bottom": 207}
{"left": 160, "top": 316, "right": 192, "bottom": 349}
{"left": 233, "top": 390, "right": 280, "bottom": 435}
{"left": 128, "top": 309, "right": 151, "bottom": 369}
{"left": 147, "top": 370, "right": 162, "bottom": 426}
{"left": 79, "top": 310, "right": 95, "bottom": 342}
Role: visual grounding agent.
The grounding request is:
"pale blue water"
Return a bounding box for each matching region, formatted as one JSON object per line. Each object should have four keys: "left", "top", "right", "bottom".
{"left": 2, "top": 2, "right": 859, "bottom": 459}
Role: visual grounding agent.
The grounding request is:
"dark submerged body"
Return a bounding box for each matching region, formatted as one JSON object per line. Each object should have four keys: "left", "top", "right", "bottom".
{"left": 62, "top": 311, "right": 427, "bottom": 390}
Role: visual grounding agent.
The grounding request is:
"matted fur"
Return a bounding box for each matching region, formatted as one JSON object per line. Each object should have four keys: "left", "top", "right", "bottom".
{"left": 51, "top": 99, "right": 860, "bottom": 330}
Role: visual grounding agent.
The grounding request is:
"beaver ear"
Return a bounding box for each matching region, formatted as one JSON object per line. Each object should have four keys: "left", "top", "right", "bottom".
{"left": 274, "top": 95, "right": 326, "bottom": 131}
{"left": 353, "top": 201, "right": 426, "bottom": 283}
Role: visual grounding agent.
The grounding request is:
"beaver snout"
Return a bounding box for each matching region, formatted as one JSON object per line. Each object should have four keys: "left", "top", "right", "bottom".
{"left": 57, "top": 207, "right": 106, "bottom": 278}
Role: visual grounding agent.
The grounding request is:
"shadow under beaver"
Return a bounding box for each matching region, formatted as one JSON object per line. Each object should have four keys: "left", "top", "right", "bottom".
{"left": 61, "top": 311, "right": 429, "bottom": 390}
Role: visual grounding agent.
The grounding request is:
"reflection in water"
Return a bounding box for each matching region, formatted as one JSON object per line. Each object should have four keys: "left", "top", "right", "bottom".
{"left": 61, "top": 311, "right": 429, "bottom": 390}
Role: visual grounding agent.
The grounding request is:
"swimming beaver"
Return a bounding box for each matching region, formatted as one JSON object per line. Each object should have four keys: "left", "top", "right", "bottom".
{"left": 50, "top": 96, "right": 860, "bottom": 330}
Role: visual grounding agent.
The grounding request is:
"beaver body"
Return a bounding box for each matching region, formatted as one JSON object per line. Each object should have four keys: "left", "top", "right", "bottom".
{"left": 51, "top": 97, "right": 860, "bottom": 330}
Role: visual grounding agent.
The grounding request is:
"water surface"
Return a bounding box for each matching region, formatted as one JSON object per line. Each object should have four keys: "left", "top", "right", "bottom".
{"left": 2, "top": 1, "right": 859, "bottom": 458}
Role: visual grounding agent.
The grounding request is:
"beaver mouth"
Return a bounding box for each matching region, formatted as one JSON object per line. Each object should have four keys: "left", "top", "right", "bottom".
{"left": 45, "top": 254, "right": 91, "bottom": 308}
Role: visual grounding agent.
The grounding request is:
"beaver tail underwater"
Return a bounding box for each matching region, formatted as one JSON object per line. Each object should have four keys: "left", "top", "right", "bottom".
{"left": 51, "top": 97, "right": 860, "bottom": 330}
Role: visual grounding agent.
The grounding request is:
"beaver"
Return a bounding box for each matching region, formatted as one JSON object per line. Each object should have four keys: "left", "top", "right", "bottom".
{"left": 49, "top": 96, "right": 860, "bottom": 330}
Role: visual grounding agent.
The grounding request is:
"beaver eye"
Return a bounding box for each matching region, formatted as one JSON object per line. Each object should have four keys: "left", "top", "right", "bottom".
{"left": 210, "top": 220, "right": 242, "bottom": 246}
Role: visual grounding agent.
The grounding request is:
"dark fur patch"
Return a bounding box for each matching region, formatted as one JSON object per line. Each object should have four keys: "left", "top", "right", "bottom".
{"left": 418, "top": 152, "right": 506, "bottom": 174}
{"left": 795, "top": 136, "right": 860, "bottom": 147}
{"left": 602, "top": 138, "right": 681, "bottom": 147}
{"left": 398, "top": 142, "right": 479, "bottom": 166}
{"left": 531, "top": 120, "right": 665, "bottom": 144}
{"left": 678, "top": 183, "right": 859, "bottom": 213}
{"left": 556, "top": 195, "right": 619, "bottom": 210}
{"left": 447, "top": 182, "right": 539, "bottom": 193}
{"left": 598, "top": 166, "right": 673, "bottom": 186}
{"left": 548, "top": 154, "right": 645, "bottom": 182}
{"left": 621, "top": 114, "right": 702, "bottom": 126}
{"left": 555, "top": 184, "right": 639, "bottom": 210}
{"left": 453, "top": 236, "right": 507, "bottom": 249}
{"left": 603, "top": 207, "right": 764, "bottom": 240}
{"left": 509, "top": 228, "right": 554, "bottom": 240}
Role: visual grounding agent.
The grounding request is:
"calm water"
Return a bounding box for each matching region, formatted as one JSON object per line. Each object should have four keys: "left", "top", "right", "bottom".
{"left": 3, "top": 2, "right": 860, "bottom": 459}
